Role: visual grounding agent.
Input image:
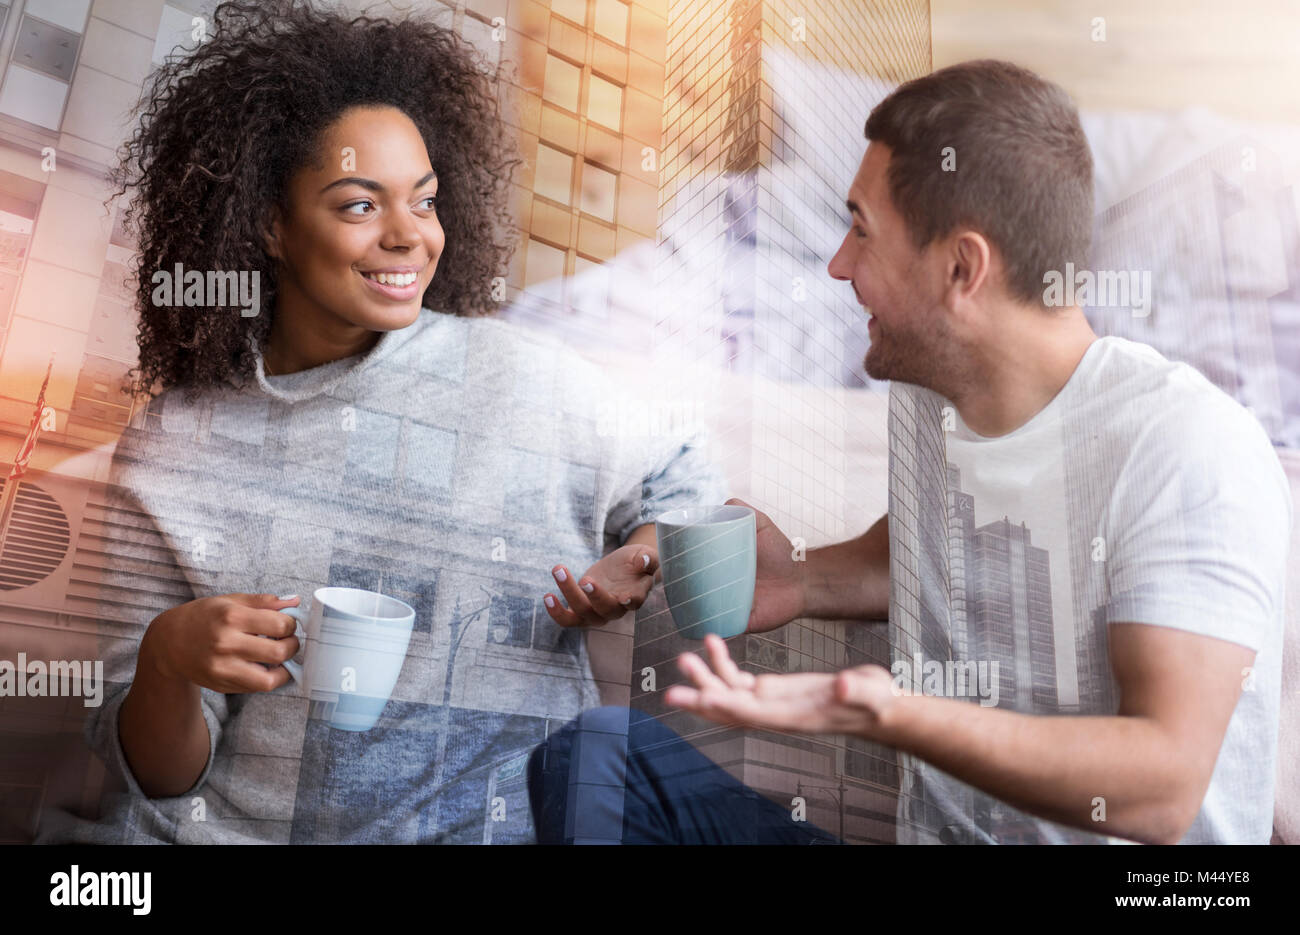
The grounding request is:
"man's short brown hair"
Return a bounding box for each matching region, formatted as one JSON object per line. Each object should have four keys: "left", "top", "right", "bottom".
{"left": 864, "top": 59, "right": 1094, "bottom": 307}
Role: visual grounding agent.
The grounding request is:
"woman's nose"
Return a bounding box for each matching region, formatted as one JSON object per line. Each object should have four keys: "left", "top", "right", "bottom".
{"left": 381, "top": 212, "right": 423, "bottom": 251}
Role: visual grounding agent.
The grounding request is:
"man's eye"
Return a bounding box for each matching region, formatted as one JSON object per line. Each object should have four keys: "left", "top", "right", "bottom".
{"left": 342, "top": 200, "right": 375, "bottom": 216}
{"left": 854, "top": 227, "right": 867, "bottom": 239}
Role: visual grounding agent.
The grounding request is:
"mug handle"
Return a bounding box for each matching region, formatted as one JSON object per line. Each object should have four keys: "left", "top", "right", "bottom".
{"left": 279, "top": 604, "right": 307, "bottom": 682}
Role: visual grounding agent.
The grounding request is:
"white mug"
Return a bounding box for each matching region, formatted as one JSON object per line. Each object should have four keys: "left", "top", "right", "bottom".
{"left": 279, "top": 587, "right": 416, "bottom": 731}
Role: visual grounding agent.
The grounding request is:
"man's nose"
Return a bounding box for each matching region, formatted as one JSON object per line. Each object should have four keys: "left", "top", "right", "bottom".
{"left": 828, "top": 234, "right": 852, "bottom": 281}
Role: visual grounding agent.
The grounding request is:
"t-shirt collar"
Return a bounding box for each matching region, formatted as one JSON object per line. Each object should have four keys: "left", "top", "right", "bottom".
{"left": 949, "top": 336, "right": 1106, "bottom": 442}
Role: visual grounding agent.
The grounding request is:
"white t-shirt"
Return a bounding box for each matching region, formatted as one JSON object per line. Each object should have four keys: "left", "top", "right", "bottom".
{"left": 886, "top": 335, "right": 1291, "bottom": 844}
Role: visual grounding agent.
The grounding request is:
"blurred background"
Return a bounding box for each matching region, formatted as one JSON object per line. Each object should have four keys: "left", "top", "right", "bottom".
{"left": 0, "top": 0, "right": 1296, "bottom": 844}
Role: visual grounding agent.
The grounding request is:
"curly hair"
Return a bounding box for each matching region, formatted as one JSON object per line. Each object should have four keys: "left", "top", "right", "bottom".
{"left": 109, "top": 0, "right": 520, "bottom": 403}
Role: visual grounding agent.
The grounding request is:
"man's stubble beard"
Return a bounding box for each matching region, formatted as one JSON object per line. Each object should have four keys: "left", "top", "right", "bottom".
{"left": 863, "top": 309, "right": 963, "bottom": 395}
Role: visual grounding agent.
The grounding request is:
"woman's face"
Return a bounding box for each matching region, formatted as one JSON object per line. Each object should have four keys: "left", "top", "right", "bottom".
{"left": 265, "top": 105, "right": 445, "bottom": 358}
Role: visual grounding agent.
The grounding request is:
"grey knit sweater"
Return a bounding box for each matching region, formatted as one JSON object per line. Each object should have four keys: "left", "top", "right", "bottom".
{"left": 38, "top": 308, "right": 725, "bottom": 843}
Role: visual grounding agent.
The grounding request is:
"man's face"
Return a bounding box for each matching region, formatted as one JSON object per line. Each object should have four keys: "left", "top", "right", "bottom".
{"left": 828, "top": 142, "right": 953, "bottom": 388}
{"left": 268, "top": 104, "right": 445, "bottom": 336}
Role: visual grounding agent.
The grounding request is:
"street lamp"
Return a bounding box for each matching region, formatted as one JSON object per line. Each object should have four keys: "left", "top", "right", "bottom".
{"left": 796, "top": 775, "right": 848, "bottom": 844}
{"left": 427, "top": 585, "right": 500, "bottom": 836}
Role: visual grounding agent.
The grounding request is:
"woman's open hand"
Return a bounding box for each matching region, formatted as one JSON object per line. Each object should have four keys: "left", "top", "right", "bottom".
{"left": 543, "top": 544, "right": 660, "bottom": 627}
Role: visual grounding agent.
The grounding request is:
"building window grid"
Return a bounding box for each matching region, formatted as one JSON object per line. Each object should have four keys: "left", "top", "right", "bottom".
{"left": 593, "top": 0, "right": 628, "bottom": 47}
{"left": 579, "top": 160, "right": 617, "bottom": 222}
{"left": 0, "top": 0, "right": 91, "bottom": 133}
{"left": 543, "top": 52, "right": 582, "bottom": 114}
{"left": 665, "top": 3, "right": 704, "bottom": 52}
{"left": 533, "top": 141, "right": 576, "bottom": 207}
{"left": 586, "top": 71, "right": 623, "bottom": 131}
{"left": 549, "top": 0, "right": 587, "bottom": 30}
{"left": 525, "top": 227, "right": 621, "bottom": 317}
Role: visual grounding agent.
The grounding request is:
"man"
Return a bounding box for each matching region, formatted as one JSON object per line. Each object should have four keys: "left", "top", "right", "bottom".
{"left": 529, "top": 58, "right": 1290, "bottom": 845}
{"left": 665, "top": 58, "right": 1291, "bottom": 844}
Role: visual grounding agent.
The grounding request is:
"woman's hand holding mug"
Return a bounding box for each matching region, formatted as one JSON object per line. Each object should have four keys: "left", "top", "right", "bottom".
{"left": 140, "top": 593, "right": 302, "bottom": 693}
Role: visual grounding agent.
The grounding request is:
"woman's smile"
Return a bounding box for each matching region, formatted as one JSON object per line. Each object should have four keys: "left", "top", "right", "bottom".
{"left": 358, "top": 263, "right": 426, "bottom": 300}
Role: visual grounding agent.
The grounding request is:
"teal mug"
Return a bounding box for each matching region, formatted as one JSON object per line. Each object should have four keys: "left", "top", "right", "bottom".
{"left": 654, "top": 505, "right": 756, "bottom": 640}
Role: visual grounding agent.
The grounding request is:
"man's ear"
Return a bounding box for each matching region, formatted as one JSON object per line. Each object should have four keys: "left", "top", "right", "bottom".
{"left": 946, "top": 229, "right": 991, "bottom": 306}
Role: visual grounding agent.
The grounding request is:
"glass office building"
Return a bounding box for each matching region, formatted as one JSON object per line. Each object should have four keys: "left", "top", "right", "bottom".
{"left": 630, "top": 0, "right": 932, "bottom": 844}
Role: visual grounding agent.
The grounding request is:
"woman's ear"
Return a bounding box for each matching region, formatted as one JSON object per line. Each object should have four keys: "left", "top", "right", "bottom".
{"left": 261, "top": 208, "right": 283, "bottom": 260}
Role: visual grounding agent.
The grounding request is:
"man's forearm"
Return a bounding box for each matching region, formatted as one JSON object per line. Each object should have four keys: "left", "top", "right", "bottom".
{"left": 877, "top": 694, "right": 1199, "bottom": 844}
{"left": 802, "top": 514, "right": 889, "bottom": 620}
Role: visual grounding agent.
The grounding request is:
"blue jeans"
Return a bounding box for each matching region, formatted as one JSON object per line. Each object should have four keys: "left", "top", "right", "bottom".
{"left": 527, "top": 707, "right": 840, "bottom": 844}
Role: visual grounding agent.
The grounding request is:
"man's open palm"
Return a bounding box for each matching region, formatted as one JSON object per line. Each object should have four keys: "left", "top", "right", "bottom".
{"left": 664, "top": 634, "right": 900, "bottom": 737}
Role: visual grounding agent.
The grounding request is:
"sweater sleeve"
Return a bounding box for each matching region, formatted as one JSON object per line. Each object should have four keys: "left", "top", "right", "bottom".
{"left": 605, "top": 420, "right": 730, "bottom": 546}
{"left": 86, "top": 680, "right": 226, "bottom": 800}
{"left": 83, "top": 459, "right": 229, "bottom": 802}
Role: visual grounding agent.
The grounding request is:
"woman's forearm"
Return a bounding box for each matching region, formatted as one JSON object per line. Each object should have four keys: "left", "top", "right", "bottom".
{"left": 118, "top": 630, "right": 212, "bottom": 799}
{"left": 625, "top": 523, "right": 658, "bottom": 549}
{"left": 624, "top": 523, "right": 659, "bottom": 581}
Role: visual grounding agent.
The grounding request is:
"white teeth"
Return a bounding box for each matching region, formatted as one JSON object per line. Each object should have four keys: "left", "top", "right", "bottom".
{"left": 365, "top": 271, "right": 416, "bottom": 286}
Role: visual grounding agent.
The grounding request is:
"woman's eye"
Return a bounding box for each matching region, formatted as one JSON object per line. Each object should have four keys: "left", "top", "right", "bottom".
{"left": 342, "top": 200, "right": 375, "bottom": 216}
{"left": 419, "top": 195, "right": 437, "bottom": 210}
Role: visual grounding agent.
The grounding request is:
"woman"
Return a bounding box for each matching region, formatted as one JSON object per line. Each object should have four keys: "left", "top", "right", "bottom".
{"left": 40, "top": 0, "right": 722, "bottom": 844}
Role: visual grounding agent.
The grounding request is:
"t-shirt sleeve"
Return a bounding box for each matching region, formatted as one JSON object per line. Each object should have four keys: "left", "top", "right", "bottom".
{"left": 85, "top": 462, "right": 228, "bottom": 801}
{"left": 1101, "top": 402, "right": 1292, "bottom": 651}
{"left": 605, "top": 424, "right": 730, "bottom": 546}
